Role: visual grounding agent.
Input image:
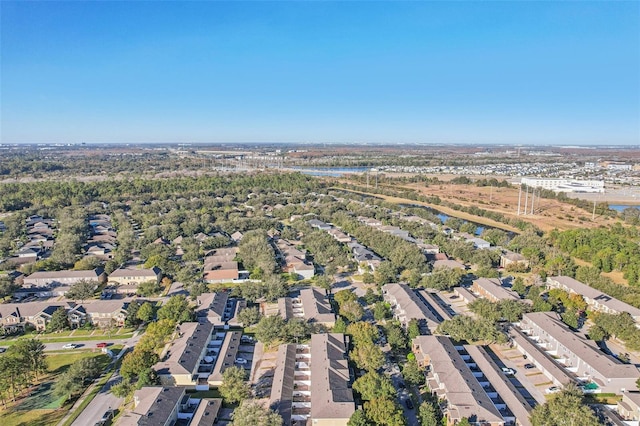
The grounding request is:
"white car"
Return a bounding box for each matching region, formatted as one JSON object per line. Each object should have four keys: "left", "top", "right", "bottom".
{"left": 501, "top": 367, "right": 516, "bottom": 375}
{"left": 235, "top": 357, "right": 248, "bottom": 365}
{"left": 546, "top": 386, "right": 560, "bottom": 394}
{"left": 62, "top": 343, "right": 77, "bottom": 349}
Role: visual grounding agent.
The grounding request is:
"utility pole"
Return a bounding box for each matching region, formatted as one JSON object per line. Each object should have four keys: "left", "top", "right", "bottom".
{"left": 523, "top": 186, "right": 529, "bottom": 216}
{"left": 517, "top": 185, "right": 522, "bottom": 215}
{"left": 592, "top": 198, "right": 597, "bottom": 221}
{"left": 530, "top": 187, "right": 535, "bottom": 215}
{"left": 490, "top": 185, "right": 493, "bottom": 203}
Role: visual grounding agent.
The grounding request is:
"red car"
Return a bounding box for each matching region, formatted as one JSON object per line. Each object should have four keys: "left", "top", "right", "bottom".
{"left": 96, "top": 342, "right": 108, "bottom": 348}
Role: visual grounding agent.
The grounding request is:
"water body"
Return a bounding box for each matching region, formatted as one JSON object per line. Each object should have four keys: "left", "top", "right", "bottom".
{"left": 609, "top": 205, "right": 640, "bottom": 212}
{"left": 403, "top": 203, "right": 511, "bottom": 239}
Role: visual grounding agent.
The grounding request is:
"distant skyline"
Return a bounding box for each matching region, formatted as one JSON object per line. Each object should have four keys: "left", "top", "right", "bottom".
{"left": 1, "top": 1, "right": 639, "bottom": 145}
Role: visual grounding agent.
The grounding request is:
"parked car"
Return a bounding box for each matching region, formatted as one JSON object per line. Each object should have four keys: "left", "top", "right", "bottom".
{"left": 240, "top": 336, "right": 254, "bottom": 344}
{"left": 546, "top": 386, "right": 560, "bottom": 394}
{"left": 96, "top": 342, "right": 108, "bottom": 348}
{"left": 405, "top": 398, "right": 414, "bottom": 409}
{"left": 62, "top": 343, "right": 77, "bottom": 349}
{"left": 235, "top": 357, "right": 248, "bottom": 365}
{"left": 524, "top": 363, "right": 535, "bottom": 369}
{"left": 501, "top": 367, "right": 516, "bottom": 375}
{"left": 0, "top": 347, "right": 7, "bottom": 353}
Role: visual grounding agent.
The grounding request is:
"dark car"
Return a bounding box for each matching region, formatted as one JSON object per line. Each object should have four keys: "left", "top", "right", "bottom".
{"left": 524, "top": 363, "right": 535, "bottom": 369}
{"left": 405, "top": 399, "right": 414, "bottom": 409}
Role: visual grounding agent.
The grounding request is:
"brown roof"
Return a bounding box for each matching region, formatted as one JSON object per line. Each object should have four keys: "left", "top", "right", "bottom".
{"left": 310, "top": 334, "right": 355, "bottom": 421}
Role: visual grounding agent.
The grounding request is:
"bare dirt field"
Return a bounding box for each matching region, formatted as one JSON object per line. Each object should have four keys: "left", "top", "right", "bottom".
{"left": 403, "top": 182, "right": 622, "bottom": 233}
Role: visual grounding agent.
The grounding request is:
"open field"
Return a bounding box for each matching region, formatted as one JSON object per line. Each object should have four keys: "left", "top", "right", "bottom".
{"left": 404, "top": 182, "right": 621, "bottom": 232}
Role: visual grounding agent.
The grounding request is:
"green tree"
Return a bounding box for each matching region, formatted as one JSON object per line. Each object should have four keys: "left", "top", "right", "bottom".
{"left": 284, "top": 318, "right": 310, "bottom": 343}
{"left": 10, "top": 339, "right": 47, "bottom": 380}
{"left": 340, "top": 300, "right": 364, "bottom": 322}
{"left": 255, "top": 315, "right": 286, "bottom": 346}
{"left": 55, "top": 356, "right": 102, "bottom": 399}
{"left": 47, "top": 307, "right": 69, "bottom": 332}
{"left": 385, "top": 322, "right": 408, "bottom": 351}
{"left": 157, "top": 295, "right": 193, "bottom": 324}
{"left": 530, "top": 384, "right": 600, "bottom": 426}
{"left": 365, "top": 397, "right": 407, "bottom": 426}
{"left": 136, "top": 302, "right": 155, "bottom": 323}
{"left": 348, "top": 409, "right": 369, "bottom": 426}
{"left": 65, "top": 279, "right": 98, "bottom": 302}
{"left": 333, "top": 316, "right": 348, "bottom": 333}
{"left": 237, "top": 306, "right": 262, "bottom": 327}
{"left": 220, "top": 366, "right": 250, "bottom": 404}
{"left": 374, "top": 261, "right": 398, "bottom": 286}
{"left": 373, "top": 302, "right": 392, "bottom": 321}
{"left": 231, "top": 400, "right": 283, "bottom": 426}
{"left": 334, "top": 289, "right": 358, "bottom": 306}
{"left": 120, "top": 348, "right": 159, "bottom": 382}
{"left": 418, "top": 401, "right": 439, "bottom": 426}
{"left": 407, "top": 319, "right": 421, "bottom": 340}
{"left": 351, "top": 342, "right": 385, "bottom": 372}
{"left": 587, "top": 324, "right": 608, "bottom": 342}
{"left": 401, "top": 358, "right": 425, "bottom": 387}
{"left": 346, "top": 322, "right": 379, "bottom": 346}
{"left": 353, "top": 371, "right": 396, "bottom": 401}
{"left": 125, "top": 301, "right": 141, "bottom": 327}
{"left": 137, "top": 280, "right": 163, "bottom": 296}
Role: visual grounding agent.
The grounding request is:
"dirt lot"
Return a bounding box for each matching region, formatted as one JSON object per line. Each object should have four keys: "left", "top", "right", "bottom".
{"left": 403, "top": 182, "right": 622, "bottom": 233}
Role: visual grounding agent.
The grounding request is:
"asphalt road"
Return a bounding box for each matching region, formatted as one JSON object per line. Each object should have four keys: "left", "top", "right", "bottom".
{"left": 70, "top": 369, "right": 124, "bottom": 426}
{"left": 45, "top": 333, "right": 142, "bottom": 351}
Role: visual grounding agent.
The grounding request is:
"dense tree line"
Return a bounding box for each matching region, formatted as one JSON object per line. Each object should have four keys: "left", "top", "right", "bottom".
{"left": 549, "top": 224, "right": 640, "bottom": 285}
{"left": 435, "top": 315, "right": 507, "bottom": 344}
{"left": 331, "top": 211, "right": 429, "bottom": 275}
{"left": 467, "top": 298, "right": 530, "bottom": 323}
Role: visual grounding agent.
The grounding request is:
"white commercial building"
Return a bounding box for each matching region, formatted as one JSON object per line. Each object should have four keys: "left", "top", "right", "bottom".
{"left": 520, "top": 178, "right": 604, "bottom": 193}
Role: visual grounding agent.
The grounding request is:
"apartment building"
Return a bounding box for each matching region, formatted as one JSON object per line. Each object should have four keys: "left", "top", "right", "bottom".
{"left": 270, "top": 333, "right": 355, "bottom": 426}
{"left": 412, "top": 335, "right": 505, "bottom": 426}
{"left": 546, "top": 276, "right": 640, "bottom": 322}
{"left": 382, "top": 283, "right": 440, "bottom": 332}
{"left": 155, "top": 322, "right": 216, "bottom": 389}
{"left": 23, "top": 268, "right": 105, "bottom": 287}
{"left": 520, "top": 312, "right": 640, "bottom": 393}
{"left": 278, "top": 287, "right": 335, "bottom": 328}
{"left": 118, "top": 386, "right": 223, "bottom": 426}
{"left": 109, "top": 266, "right": 162, "bottom": 286}
{"left": 471, "top": 278, "right": 521, "bottom": 303}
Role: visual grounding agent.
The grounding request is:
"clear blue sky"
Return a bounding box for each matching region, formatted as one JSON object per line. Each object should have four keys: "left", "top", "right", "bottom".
{"left": 1, "top": 1, "right": 639, "bottom": 145}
